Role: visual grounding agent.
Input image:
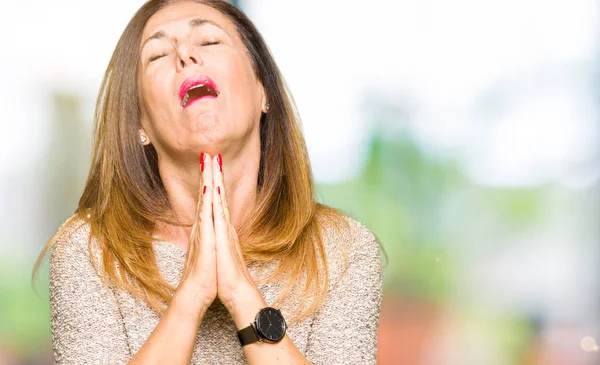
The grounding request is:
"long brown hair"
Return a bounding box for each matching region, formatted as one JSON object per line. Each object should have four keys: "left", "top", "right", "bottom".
{"left": 32, "top": 0, "right": 353, "bottom": 324}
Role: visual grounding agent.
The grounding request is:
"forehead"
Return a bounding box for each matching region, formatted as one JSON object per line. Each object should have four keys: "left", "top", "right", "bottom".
{"left": 142, "top": 2, "right": 238, "bottom": 41}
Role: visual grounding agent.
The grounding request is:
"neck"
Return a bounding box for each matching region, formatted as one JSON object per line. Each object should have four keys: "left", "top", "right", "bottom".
{"left": 154, "top": 143, "right": 260, "bottom": 249}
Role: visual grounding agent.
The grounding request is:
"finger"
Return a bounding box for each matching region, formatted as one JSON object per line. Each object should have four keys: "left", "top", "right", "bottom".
{"left": 186, "top": 154, "right": 215, "bottom": 272}
{"left": 199, "top": 153, "right": 215, "bottom": 246}
{"left": 212, "top": 155, "right": 228, "bottom": 238}
{"left": 213, "top": 154, "right": 231, "bottom": 223}
{"left": 183, "top": 153, "right": 210, "bottom": 279}
{"left": 191, "top": 153, "right": 206, "bottom": 232}
{"left": 191, "top": 153, "right": 211, "bottom": 235}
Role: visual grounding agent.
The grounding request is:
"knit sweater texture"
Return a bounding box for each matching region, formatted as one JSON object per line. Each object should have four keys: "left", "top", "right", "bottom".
{"left": 49, "top": 214, "right": 383, "bottom": 364}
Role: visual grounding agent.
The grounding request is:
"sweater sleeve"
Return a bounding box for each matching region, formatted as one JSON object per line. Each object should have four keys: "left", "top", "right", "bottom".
{"left": 49, "top": 220, "right": 131, "bottom": 365}
{"left": 304, "top": 220, "right": 384, "bottom": 365}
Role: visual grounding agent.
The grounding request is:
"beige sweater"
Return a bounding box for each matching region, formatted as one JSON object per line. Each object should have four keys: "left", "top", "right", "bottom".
{"left": 49, "top": 215, "right": 383, "bottom": 364}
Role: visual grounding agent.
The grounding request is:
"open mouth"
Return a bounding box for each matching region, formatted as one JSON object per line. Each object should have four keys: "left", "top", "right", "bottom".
{"left": 179, "top": 76, "right": 220, "bottom": 108}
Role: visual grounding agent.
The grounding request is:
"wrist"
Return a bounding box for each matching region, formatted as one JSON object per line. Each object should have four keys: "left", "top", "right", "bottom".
{"left": 225, "top": 287, "right": 267, "bottom": 330}
{"left": 172, "top": 284, "right": 212, "bottom": 323}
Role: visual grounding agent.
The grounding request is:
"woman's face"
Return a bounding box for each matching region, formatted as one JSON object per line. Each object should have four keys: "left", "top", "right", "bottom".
{"left": 138, "top": 1, "right": 265, "bottom": 159}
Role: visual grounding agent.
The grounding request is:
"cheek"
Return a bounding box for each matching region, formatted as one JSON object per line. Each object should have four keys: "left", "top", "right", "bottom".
{"left": 215, "top": 53, "right": 257, "bottom": 103}
{"left": 144, "top": 71, "right": 166, "bottom": 103}
{"left": 141, "top": 69, "right": 175, "bottom": 119}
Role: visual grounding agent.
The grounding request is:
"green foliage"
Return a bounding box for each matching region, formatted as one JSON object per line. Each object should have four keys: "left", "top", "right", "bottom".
{"left": 316, "top": 131, "right": 548, "bottom": 305}
{"left": 0, "top": 262, "right": 51, "bottom": 357}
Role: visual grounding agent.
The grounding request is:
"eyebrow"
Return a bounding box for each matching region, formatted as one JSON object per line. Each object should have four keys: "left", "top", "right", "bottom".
{"left": 141, "top": 18, "right": 226, "bottom": 51}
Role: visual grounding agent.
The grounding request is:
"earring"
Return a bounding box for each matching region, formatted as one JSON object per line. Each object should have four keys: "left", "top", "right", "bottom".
{"left": 140, "top": 135, "right": 148, "bottom": 144}
{"left": 264, "top": 103, "right": 270, "bottom": 113}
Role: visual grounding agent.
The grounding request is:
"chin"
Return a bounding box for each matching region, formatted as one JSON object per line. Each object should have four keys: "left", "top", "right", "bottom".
{"left": 188, "top": 110, "right": 221, "bottom": 130}
{"left": 185, "top": 134, "right": 223, "bottom": 155}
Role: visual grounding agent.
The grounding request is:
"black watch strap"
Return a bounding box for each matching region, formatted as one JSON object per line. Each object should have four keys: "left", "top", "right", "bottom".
{"left": 237, "top": 324, "right": 260, "bottom": 346}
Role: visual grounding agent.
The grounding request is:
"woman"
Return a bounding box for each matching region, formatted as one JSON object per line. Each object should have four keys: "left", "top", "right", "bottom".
{"left": 33, "top": 0, "right": 384, "bottom": 364}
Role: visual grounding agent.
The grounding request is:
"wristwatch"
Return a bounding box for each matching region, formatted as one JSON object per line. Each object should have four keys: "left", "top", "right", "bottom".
{"left": 237, "top": 307, "right": 287, "bottom": 346}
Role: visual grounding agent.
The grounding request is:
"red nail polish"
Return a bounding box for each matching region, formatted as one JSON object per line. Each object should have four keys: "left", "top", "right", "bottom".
{"left": 200, "top": 152, "right": 205, "bottom": 172}
{"left": 217, "top": 186, "right": 221, "bottom": 195}
{"left": 217, "top": 154, "right": 222, "bottom": 172}
{"left": 203, "top": 185, "right": 207, "bottom": 194}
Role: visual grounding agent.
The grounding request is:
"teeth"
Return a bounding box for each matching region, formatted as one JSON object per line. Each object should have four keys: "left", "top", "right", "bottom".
{"left": 189, "top": 84, "right": 206, "bottom": 91}
{"left": 181, "top": 83, "right": 218, "bottom": 108}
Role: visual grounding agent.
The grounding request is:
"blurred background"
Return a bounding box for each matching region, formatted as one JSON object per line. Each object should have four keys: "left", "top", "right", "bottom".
{"left": 0, "top": 0, "right": 598, "bottom": 364}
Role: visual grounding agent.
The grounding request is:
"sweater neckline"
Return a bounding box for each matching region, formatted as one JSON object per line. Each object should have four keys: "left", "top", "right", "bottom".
{"left": 152, "top": 239, "right": 188, "bottom": 255}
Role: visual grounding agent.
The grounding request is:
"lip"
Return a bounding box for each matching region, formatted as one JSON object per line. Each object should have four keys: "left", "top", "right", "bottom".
{"left": 179, "top": 75, "right": 220, "bottom": 106}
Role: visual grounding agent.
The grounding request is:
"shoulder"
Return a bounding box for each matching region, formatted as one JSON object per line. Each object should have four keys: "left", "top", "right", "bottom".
{"left": 338, "top": 215, "right": 382, "bottom": 271}
{"left": 342, "top": 215, "right": 381, "bottom": 253}
{"left": 317, "top": 211, "right": 383, "bottom": 286}
{"left": 50, "top": 214, "right": 100, "bottom": 272}
{"left": 319, "top": 211, "right": 381, "bottom": 258}
{"left": 52, "top": 214, "right": 92, "bottom": 249}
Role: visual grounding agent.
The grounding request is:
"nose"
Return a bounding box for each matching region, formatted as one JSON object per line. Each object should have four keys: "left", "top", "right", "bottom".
{"left": 176, "top": 42, "right": 202, "bottom": 71}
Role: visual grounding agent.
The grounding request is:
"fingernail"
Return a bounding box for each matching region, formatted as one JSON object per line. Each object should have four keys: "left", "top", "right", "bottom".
{"left": 200, "top": 152, "right": 205, "bottom": 172}
{"left": 217, "top": 154, "right": 222, "bottom": 172}
{"left": 203, "top": 185, "right": 207, "bottom": 194}
{"left": 217, "top": 186, "right": 221, "bottom": 195}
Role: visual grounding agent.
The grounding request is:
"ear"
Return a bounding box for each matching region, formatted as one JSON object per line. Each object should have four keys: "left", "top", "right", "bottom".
{"left": 260, "top": 84, "right": 269, "bottom": 114}
{"left": 138, "top": 102, "right": 152, "bottom": 145}
{"left": 138, "top": 128, "right": 151, "bottom": 145}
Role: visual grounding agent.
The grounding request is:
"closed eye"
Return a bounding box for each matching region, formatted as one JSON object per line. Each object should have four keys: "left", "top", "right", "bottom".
{"left": 198, "top": 40, "right": 220, "bottom": 47}
{"left": 147, "top": 40, "right": 219, "bottom": 63}
{"left": 148, "top": 53, "right": 168, "bottom": 63}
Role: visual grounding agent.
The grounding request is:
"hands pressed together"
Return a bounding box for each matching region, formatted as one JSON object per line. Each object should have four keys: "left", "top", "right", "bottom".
{"left": 169, "top": 154, "right": 310, "bottom": 365}
{"left": 178, "top": 152, "right": 264, "bottom": 321}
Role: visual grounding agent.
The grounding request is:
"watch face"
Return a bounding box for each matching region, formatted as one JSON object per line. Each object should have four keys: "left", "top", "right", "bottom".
{"left": 255, "top": 307, "right": 287, "bottom": 342}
